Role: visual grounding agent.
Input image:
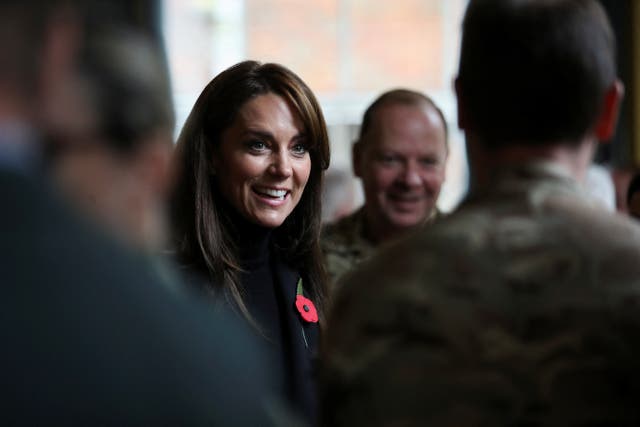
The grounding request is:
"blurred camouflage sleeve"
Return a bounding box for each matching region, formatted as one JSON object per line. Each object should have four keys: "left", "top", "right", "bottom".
{"left": 320, "top": 211, "right": 640, "bottom": 427}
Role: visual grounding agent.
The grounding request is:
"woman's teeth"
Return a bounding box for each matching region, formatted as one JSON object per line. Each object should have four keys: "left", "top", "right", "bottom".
{"left": 256, "top": 188, "right": 287, "bottom": 199}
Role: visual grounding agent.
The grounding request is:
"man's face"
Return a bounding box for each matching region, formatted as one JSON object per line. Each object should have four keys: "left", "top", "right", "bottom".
{"left": 354, "top": 102, "right": 447, "bottom": 240}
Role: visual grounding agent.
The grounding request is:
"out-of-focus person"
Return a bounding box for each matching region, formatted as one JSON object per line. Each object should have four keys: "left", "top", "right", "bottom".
{"left": 49, "top": 28, "right": 174, "bottom": 253}
{"left": 322, "top": 1, "right": 640, "bottom": 426}
{"left": 321, "top": 89, "right": 448, "bottom": 286}
{"left": 0, "top": 1, "right": 276, "bottom": 424}
{"left": 170, "top": 60, "right": 330, "bottom": 424}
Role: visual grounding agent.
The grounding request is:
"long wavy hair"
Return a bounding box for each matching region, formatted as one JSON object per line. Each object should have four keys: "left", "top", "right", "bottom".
{"left": 170, "top": 60, "right": 330, "bottom": 322}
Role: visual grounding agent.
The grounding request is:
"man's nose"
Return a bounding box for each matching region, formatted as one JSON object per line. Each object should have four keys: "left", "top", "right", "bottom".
{"left": 400, "top": 161, "right": 422, "bottom": 187}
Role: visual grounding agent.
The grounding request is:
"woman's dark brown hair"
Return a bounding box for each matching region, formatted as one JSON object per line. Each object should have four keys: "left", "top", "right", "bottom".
{"left": 171, "top": 60, "right": 330, "bottom": 322}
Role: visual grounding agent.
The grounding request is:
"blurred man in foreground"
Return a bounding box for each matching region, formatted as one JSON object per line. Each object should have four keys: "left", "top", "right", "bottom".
{"left": 322, "top": 1, "right": 640, "bottom": 425}
{"left": 49, "top": 28, "right": 175, "bottom": 254}
{"left": 0, "top": 2, "right": 275, "bottom": 424}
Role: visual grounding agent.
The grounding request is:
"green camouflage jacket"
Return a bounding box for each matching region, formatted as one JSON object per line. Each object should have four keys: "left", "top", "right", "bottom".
{"left": 321, "top": 162, "right": 640, "bottom": 427}
{"left": 321, "top": 207, "right": 439, "bottom": 289}
{"left": 321, "top": 208, "right": 373, "bottom": 288}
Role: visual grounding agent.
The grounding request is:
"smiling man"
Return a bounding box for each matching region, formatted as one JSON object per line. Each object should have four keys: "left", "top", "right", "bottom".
{"left": 321, "top": 89, "right": 448, "bottom": 285}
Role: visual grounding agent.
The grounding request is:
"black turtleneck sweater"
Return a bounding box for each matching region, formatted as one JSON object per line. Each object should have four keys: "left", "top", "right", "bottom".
{"left": 229, "top": 211, "right": 318, "bottom": 424}
{"left": 235, "top": 219, "right": 288, "bottom": 391}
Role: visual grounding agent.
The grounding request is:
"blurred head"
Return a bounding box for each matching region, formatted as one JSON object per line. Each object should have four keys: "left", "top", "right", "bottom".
{"left": 354, "top": 89, "right": 448, "bottom": 242}
{"left": 456, "top": 0, "right": 620, "bottom": 149}
{"left": 50, "top": 28, "right": 175, "bottom": 250}
{"left": 72, "top": 28, "right": 174, "bottom": 152}
{"left": 171, "top": 60, "right": 330, "bottom": 313}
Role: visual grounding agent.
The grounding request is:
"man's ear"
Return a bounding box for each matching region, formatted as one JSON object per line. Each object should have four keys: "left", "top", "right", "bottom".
{"left": 352, "top": 140, "right": 363, "bottom": 178}
{"left": 595, "top": 79, "right": 624, "bottom": 142}
{"left": 454, "top": 77, "right": 468, "bottom": 131}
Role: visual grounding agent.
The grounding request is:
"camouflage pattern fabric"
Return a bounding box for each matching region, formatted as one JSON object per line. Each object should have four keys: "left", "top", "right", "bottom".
{"left": 321, "top": 207, "right": 439, "bottom": 289}
{"left": 321, "top": 208, "right": 375, "bottom": 288}
{"left": 321, "top": 162, "right": 640, "bottom": 426}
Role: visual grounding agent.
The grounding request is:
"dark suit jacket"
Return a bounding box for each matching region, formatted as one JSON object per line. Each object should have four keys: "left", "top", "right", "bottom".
{"left": 0, "top": 168, "right": 277, "bottom": 426}
{"left": 272, "top": 261, "right": 320, "bottom": 425}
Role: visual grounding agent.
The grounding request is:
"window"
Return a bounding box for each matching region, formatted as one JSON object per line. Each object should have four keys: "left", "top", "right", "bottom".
{"left": 163, "top": 0, "right": 468, "bottom": 213}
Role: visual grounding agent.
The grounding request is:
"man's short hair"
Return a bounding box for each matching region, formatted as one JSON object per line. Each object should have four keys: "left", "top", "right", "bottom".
{"left": 75, "top": 28, "right": 175, "bottom": 152}
{"left": 359, "top": 88, "right": 448, "bottom": 148}
{"left": 457, "top": 0, "right": 616, "bottom": 148}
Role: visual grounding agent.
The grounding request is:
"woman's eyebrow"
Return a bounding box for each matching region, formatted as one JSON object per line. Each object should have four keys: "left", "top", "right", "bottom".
{"left": 243, "top": 129, "right": 274, "bottom": 140}
{"left": 244, "top": 128, "right": 307, "bottom": 142}
{"left": 292, "top": 132, "right": 307, "bottom": 142}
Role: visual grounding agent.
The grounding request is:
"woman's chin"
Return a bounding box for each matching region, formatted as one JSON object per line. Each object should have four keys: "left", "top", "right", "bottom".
{"left": 247, "top": 213, "right": 287, "bottom": 229}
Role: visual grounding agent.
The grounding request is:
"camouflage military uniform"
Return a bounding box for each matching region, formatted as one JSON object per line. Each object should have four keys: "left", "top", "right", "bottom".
{"left": 321, "top": 207, "right": 439, "bottom": 288}
{"left": 321, "top": 162, "right": 640, "bottom": 426}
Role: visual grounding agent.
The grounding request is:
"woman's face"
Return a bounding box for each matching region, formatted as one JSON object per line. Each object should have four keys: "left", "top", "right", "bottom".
{"left": 213, "top": 93, "right": 312, "bottom": 228}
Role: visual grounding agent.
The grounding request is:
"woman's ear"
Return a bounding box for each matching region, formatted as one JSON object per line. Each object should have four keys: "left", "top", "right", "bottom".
{"left": 595, "top": 79, "right": 624, "bottom": 142}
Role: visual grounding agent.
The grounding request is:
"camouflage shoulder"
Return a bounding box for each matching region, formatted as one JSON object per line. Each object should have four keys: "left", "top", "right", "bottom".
{"left": 321, "top": 211, "right": 362, "bottom": 245}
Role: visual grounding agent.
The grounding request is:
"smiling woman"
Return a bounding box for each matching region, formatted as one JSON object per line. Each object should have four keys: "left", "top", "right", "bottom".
{"left": 169, "top": 60, "right": 330, "bottom": 424}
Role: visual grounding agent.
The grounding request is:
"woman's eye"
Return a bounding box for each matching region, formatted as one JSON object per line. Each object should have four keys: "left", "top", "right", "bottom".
{"left": 247, "top": 140, "right": 267, "bottom": 152}
{"left": 292, "top": 143, "right": 308, "bottom": 155}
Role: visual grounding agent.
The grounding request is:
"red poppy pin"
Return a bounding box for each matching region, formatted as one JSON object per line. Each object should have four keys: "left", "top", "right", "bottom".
{"left": 295, "top": 278, "right": 318, "bottom": 323}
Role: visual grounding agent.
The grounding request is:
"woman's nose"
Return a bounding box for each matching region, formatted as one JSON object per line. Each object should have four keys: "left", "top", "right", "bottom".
{"left": 269, "top": 152, "right": 292, "bottom": 178}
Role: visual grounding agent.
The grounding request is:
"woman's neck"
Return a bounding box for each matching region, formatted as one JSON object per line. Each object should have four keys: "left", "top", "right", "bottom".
{"left": 224, "top": 207, "right": 273, "bottom": 267}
